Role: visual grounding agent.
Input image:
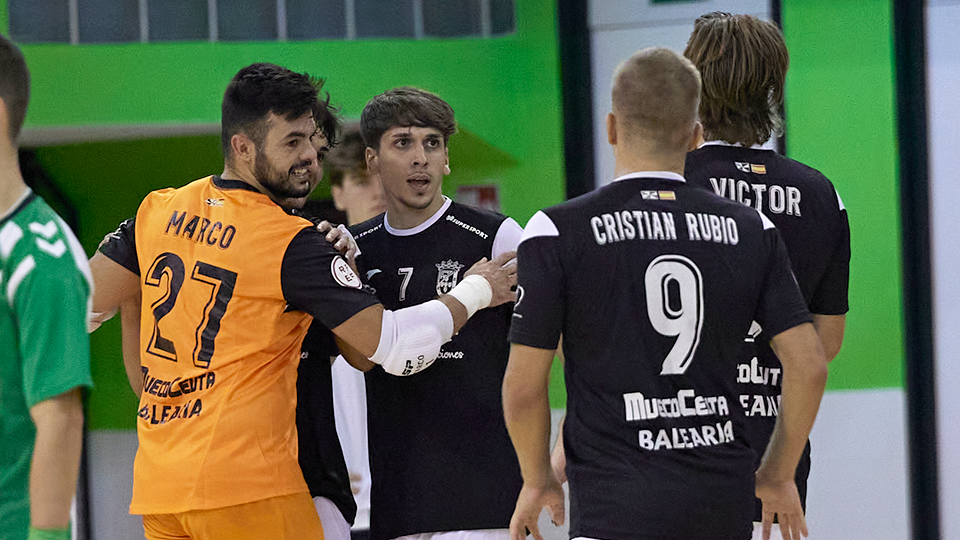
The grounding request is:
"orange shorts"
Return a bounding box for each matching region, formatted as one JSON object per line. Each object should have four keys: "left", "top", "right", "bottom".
{"left": 142, "top": 492, "right": 324, "bottom": 540}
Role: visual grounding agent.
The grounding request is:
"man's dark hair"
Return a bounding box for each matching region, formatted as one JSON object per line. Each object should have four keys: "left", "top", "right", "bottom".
{"left": 360, "top": 86, "right": 456, "bottom": 150}
{"left": 0, "top": 34, "right": 30, "bottom": 143}
{"left": 221, "top": 62, "right": 340, "bottom": 163}
{"left": 683, "top": 12, "right": 788, "bottom": 146}
{"left": 327, "top": 127, "right": 367, "bottom": 188}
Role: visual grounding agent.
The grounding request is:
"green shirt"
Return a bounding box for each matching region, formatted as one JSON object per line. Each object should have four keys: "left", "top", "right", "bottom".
{"left": 0, "top": 189, "right": 93, "bottom": 540}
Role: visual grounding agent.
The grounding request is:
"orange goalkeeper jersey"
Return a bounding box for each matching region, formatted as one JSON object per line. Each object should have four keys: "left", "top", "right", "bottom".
{"left": 108, "top": 176, "right": 377, "bottom": 514}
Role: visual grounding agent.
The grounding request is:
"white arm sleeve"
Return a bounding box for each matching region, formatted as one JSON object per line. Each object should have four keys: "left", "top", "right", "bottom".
{"left": 369, "top": 299, "right": 454, "bottom": 376}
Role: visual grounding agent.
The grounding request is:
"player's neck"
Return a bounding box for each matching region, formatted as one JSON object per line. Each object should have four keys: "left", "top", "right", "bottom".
{"left": 220, "top": 164, "right": 282, "bottom": 205}
{"left": 0, "top": 147, "right": 28, "bottom": 216}
{"left": 613, "top": 154, "right": 685, "bottom": 178}
{"left": 384, "top": 194, "right": 445, "bottom": 230}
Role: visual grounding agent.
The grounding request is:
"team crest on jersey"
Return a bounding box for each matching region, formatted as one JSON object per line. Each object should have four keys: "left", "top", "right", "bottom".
{"left": 735, "top": 162, "right": 767, "bottom": 175}
{"left": 205, "top": 198, "right": 225, "bottom": 207}
{"left": 435, "top": 259, "right": 465, "bottom": 295}
{"left": 641, "top": 190, "right": 675, "bottom": 200}
{"left": 331, "top": 256, "right": 362, "bottom": 289}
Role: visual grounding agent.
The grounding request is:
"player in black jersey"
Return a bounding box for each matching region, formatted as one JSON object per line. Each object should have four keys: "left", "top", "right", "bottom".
{"left": 348, "top": 87, "right": 523, "bottom": 540}
{"left": 684, "top": 13, "right": 850, "bottom": 539}
{"left": 504, "top": 48, "right": 828, "bottom": 540}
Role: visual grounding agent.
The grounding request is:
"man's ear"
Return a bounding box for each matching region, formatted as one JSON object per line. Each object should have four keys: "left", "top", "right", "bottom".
{"left": 231, "top": 133, "right": 256, "bottom": 165}
{"left": 443, "top": 147, "right": 451, "bottom": 175}
{"left": 689, "top": 121, "right": 704, "bottom": 151}
{"left": 606, "top": 113, "right": 617, "bottom": 146}
{"left": 331, "top": 184, "right": 345, "bottom": 211}
{"left": 365, "top": 147, "right": 379, "bottom": 175}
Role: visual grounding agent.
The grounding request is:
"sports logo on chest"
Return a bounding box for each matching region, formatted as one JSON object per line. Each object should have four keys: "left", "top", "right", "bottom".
{"left": 435, "top": 259, "right": 465, "bottom": 295}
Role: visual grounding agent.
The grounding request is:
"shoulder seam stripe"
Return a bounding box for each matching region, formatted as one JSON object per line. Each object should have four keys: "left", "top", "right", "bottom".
{"left": 6, "top": 255, "right": 35, "bottom": 307}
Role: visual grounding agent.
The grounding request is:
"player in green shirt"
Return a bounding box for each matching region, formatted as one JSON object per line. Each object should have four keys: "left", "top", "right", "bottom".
{"left": 0, "top": 34, "right": 94, "bottom": 540}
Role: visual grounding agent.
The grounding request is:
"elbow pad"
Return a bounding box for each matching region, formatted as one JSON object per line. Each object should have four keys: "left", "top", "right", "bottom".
{"left": 370, "top": 299, "right": 454, "bottom": 376}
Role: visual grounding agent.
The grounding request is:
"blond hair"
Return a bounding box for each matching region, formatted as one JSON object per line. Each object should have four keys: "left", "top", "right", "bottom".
{"left": 611, "top": 47, "right": 701, "bottom": 153}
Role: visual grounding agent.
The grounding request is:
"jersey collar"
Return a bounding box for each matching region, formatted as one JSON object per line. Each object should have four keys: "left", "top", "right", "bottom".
{"left": 383, "top": 196, "right": 452, "bottom": 237}
{"left": 0, "top": 188, "right": 34, "bottom": 226}
{"left": 699, "top": 140, "right": 773, "bottom": 151}
{"left": 612, "top": 171, "right": 685, "bottom": 184}
{"left": 212, "top": 175, "right": 262, "bottom": 193}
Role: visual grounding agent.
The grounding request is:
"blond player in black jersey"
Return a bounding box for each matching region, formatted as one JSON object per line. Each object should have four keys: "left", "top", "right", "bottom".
{"left": 505, "top": 48, "right": 828, "bottom": 540}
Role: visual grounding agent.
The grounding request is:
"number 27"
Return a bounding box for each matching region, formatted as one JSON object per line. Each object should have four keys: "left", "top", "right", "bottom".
{"left": 144, "top": 252, "right": 237, "bottom": 369}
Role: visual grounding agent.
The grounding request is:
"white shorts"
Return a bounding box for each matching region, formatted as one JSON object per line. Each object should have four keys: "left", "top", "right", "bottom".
{"left": 314, "top": 496, "right": 352, "bottom": 540}
{"left": 752, "top": 522, "right": 784, "bottom": 540}
{"left": 393, "top": 529, "right": 510, "bottom": 540}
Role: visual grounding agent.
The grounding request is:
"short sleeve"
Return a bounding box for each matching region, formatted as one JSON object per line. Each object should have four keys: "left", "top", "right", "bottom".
{"left": 753, "top": 227, "right": 813, "bottom": 338}
{"left": 492, "top": 217, "right": 524, "bottom": 258}
{"left": 281, "top": 227, "right": 381, "bottom": 330}
{"left": 16, "top": 249, "right": 93, "bottom": 406}
{"left": 508, "top": 211, "right": 563, "bottom": 350}
{"left": 98, "top": 217, "right": 140, "bottom": 276}
{"left": 809, "top": 207, "right": 850, "bottom": 315}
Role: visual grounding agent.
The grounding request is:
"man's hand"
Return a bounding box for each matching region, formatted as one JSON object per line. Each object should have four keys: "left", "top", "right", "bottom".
{"left": 510, "top": 480, "right": 565, "bottom": 540}
{"left": 550, "top": 433, "right": 567, "bottom": 485}
{"left": 317, "top": 220, "right": 358, "bottom": 271}
{"left": 756, "top": 473, "right": 807, "bottom": 540}
{"left": 465, "top": 251, "right": 517, "bottom": 307}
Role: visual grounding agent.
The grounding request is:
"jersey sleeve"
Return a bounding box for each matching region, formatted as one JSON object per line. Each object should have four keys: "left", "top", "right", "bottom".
{"left": 753, "top": 224, "right": 813, "bottom": 338}
{"left": 15, "top": 241, "right": 93, "bottom": 407}
{"left": 300, "top": 321, "right": 340, "bottom": 361}
{"left": 809, "top": 205, "right": 850, "bottom": 315}
{"left": 508, "top": 211, "right": 563, "bottom": 350}
{"left": 97, "top": 217, "right": 140, "bottom": 276}
{"left": 281, "top": 227, "right": 381, "bottom": 330}
{"left": 492, "top": 217, "right": 524, "bottom": 258}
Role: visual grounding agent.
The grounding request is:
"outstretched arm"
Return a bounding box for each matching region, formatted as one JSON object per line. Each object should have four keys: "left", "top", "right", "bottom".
{"left": 333, "top": 251, "right": 517, "bottom": 375}
{"left": 88, "top": 251, "right": 143, "bottom": 396}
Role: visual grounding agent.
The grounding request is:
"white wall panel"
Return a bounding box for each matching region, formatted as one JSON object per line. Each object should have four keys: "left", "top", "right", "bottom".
{"left": 928, "top": 2, "right": 960, "bottom": 538}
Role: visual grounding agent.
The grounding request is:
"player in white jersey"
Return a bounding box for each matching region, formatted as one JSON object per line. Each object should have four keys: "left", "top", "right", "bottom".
{"left": 504, "top": 48, "right": 829, "bottom": 540}
{"left": 0, "top": 34, "right": 93, "bottom": 540}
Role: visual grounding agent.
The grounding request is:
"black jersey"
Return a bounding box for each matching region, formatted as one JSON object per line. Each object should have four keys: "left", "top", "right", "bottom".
{"left": 509, "top": 172, "right": 811, "bottom": 540}
{"left": 686, "top": 144, "right": 850, "bottom": 518}
{"left": 350, "top": 199, "right": 524, "bottom": 540}
{"left": 296, "top": 323, "right": 357, "bottom": 524}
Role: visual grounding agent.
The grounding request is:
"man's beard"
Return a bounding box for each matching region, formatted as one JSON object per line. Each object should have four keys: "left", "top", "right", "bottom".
{"left": 254, "top": 151, "right": 315, "bottom": 200}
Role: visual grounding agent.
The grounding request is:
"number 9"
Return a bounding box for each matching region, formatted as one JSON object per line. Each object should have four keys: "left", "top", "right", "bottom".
{"left": 644, "top": 255, "right": 704, "bottom": 375}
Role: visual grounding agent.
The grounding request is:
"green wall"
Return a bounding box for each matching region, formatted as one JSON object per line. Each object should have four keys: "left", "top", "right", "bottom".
{"left": 782, "top": 0, "right": 903, "bottom": 390}
{"left": 4, "top": 0, "right": 567, "bottom": 429}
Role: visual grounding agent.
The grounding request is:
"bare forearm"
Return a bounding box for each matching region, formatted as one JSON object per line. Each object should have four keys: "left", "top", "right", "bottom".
{"left": 29, "top": 389, "right": 85, "bottom": 529}
{"left": 120, "top": 295, "right": 143, "bottom": 397}
{"left": 811, "top": 313, "right": 846, "bottom": 362}
{"left": 503, "top": 345, "right": 555, "bottom": 484}
{"left": 761, "top": 324, "right": 828, "bottom": 480}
